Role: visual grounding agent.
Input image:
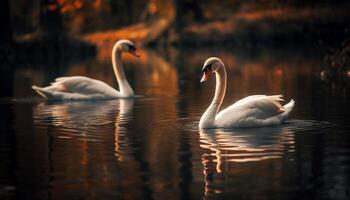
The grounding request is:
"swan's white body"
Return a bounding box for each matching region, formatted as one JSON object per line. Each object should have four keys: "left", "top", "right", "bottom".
{"left": 32, "top": 40, "right": 138, "bottom": 100}
{"left": 199, "top": 57, "right": 295, "bottom": 129}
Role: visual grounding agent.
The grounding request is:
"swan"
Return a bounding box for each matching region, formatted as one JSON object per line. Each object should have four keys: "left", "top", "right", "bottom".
{"left": 199, "top": 57, "right": 295, "bottom": 129}
{"left": 32, "top": 39, "right": 140, "bottom": 100}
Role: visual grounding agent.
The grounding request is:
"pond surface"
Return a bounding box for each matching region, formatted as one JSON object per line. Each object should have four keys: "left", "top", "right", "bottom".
{"left": 0, "top": 46, "right": 349, "bottom": 200}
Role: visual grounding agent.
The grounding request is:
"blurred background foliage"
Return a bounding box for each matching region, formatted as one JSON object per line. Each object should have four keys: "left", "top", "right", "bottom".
{"left": 5, "top": 0, "right": 350, "bottom": 42}
{"left": 0, "top": 0, "right": 349, "bottom": 86}
{"left": 2, "top": 0, "right": 350, "bottom": 44}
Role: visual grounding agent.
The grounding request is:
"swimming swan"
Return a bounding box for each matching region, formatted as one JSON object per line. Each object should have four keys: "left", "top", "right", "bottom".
{"left": 199, "top": 57, "right": 295, "bottom": 129}
{"left": 32, "top": 39, "right": 139, "bottom": 100}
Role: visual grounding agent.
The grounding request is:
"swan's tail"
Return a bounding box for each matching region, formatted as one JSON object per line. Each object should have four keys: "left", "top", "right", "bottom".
{"left": 280, "top": 99, "right": 295, "bottom": 122}
{"left": 32, "top": 85, "right": 93, "bottom": 100}
{"left": 284, "top": 99, "right": 295, "bottom": 113}
{"left": 32, "top": 85, "right": 52, "bottom": 98}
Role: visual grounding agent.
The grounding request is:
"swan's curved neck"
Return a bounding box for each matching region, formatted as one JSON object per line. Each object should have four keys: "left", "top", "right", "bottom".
{"left": 112, "top": 45, "right": 134, "bottom": 97}
{"left": 199, "top": 63, "right": 227, "bottom": 128}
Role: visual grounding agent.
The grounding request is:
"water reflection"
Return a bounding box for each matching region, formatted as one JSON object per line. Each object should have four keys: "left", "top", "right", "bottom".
{"left": 29, "top": 99, "right": 145, "bottom": 198}
{"left": 2, "top": 44, "right": 349, "bottom": 200}
{"left": 33, "top": 99, "right": 134, "bottom": 158}
{"left": 200, "top": 126, "right": 295, "bottom": 167}
{"left": 199, "top": 126, "right": 295, "bottom": 197}
{"left": 114, "top": 99, "right": 134, "bottom": 161}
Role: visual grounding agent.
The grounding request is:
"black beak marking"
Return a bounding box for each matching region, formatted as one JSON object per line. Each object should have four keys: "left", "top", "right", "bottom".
{"left": 127, "top": 44, "right": 136, "bottom": 52}
{"left": 202, "top": 64, "right": 212, "bottom": 72}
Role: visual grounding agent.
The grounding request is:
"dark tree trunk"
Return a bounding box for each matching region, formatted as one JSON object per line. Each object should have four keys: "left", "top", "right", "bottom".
{"left": 173, "top": 0, "right": 183, "bottom": 33}
{"left": 0, "top": 0, "right": 13, "bottom": 44}
{"left": 173, "top": 0, "right": 203, "bottom": 33}
{"left": 125, "top": 0, "right": 133, "bottom": 24}
{"left": 39, "top": 0, "right": 64, "bottom": 39}
{"left": 185, "top": 0, "right": 203, "bottom": 22}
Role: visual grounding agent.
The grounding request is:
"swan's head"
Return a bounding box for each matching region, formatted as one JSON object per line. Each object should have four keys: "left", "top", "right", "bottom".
{"left": 200, "top": 57, "right": 223, "bottom": 82}
{"left": 116, "top": 39, "right": 140, "bottom": 57}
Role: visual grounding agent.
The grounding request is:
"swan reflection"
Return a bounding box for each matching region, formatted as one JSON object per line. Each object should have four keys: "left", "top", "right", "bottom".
{"left": 199, "top": 126, "right": 295, "bottom": 197}
{"left": 33, "top": 99, "right": 134, "bottom": 160}
{"left": 200, "top": 126, "right": 295, "bottom": 169}
{"left": 114, "top": 99, "right": 134, "bottom": 161}
{"left": 33, "top": 100, "right": 121, "bottom": 126}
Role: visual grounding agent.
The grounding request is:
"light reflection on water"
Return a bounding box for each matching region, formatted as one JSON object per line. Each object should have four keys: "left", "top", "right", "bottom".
{"left": 200, "top": 126, "right": 294, "bottom": 168}
{"left": 191, "top": 119, "right": 334, "bottom": 198}
{"left": 32, "top": 99, "right": 135, "bottom": 162}
{"left": 0, "top": 46, "right": 349, "bottom": 200}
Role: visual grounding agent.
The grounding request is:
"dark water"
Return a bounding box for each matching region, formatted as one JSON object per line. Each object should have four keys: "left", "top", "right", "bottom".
{"left": 0, "top": 46, "right": 349, "bottom": 200}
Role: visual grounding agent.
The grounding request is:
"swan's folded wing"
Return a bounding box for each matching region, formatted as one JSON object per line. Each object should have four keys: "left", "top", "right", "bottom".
{"left": 216, "top": 95, "right": 285, "bottom": 121}
{"left": 51, "top": 76, "right": 118, "bottom": 96}
{"left": 230, "top": 95, "right": 267, "bottom": 107}
{"left": 248, "top": 97, "right": 285, "bottom": 117}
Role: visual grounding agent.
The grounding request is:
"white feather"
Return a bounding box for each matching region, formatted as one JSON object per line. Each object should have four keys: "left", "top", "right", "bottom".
{"left": 32, "top": 76, "right": 120, "bottom": 100}
{"left": 216, "top": 96, "right": 294, "bottom": 128}
{"left": 199, "top": 57, "right": 295, "bottom": 129}
{"left": 32, "top": 40, "right": 136, "bottom": 100}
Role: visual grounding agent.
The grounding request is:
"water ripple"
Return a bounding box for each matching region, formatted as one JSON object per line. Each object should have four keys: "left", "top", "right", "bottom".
{"left": 183, "top": 119, "right": 334, "bottom": 132}
{"left": 185, "top": 119, "right": 335, "bottom": 170}
{"left": 32, "top": 99, "right": 134, "bottom": 146}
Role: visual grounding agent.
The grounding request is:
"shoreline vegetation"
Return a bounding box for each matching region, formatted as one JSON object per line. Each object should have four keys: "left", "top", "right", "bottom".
{"left": 83, "top": 5, "right": 350, "bottom": 48}
{"left": 1, "top": 0, "right": 349, "bottom": 85}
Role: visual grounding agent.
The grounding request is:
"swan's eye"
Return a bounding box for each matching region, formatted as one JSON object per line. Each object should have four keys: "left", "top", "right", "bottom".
{"left": 202, "top": 64, "right": 212, "bottom": 73}
{"left": 127, "top": 45, "right": 140, "bottom": 57}
{"left": 128, "top": 45, "right": 136, "bottom": 52}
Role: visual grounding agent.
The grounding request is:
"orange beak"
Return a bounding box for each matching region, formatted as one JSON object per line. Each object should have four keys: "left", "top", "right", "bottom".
{"left": 200, "top": 71, "right": 210, "bottom": 82}
{"left": 129, "top": 49, "right": 140, "bottom": 57}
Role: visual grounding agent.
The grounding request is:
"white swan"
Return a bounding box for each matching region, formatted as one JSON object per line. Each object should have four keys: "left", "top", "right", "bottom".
{"left": 32, "top": 39, "right": 140, "bottom": 100}
{"left": 199, "top": 57, "right": 295, "bottom": 129}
